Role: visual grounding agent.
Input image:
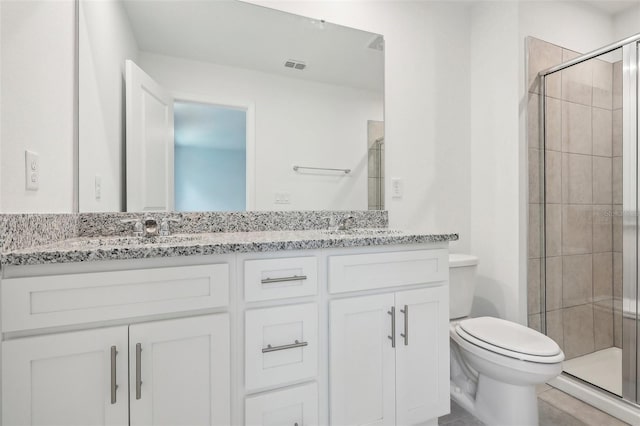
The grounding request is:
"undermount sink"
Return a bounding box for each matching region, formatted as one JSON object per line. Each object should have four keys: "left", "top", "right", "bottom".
{"left": 66, "top": 234, "right": 205, "bottom": 247}
{"left": 321, "top": 228, "right": 402, "bottom": 236}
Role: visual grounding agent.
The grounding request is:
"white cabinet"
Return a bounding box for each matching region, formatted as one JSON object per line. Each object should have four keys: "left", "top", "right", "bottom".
{"left": 2, "top": 314, "right": 230, "bottom": 426}
{"left": 2, "top": 326, "right": 129, "bottom": 426}
{"left": 129, "top": 315, "right": 230, "bottom": 426}
{"left": 330, "top": 286, "right": 449, "bottom": 426}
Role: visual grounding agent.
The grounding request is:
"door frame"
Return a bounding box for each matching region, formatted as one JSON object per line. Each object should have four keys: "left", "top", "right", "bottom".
{"left": 172, "top": 91, "right": 256, "bottom": 211}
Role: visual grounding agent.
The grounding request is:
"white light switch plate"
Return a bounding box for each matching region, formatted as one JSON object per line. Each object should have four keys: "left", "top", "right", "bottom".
{"left": 391, "top": 178, "right": 403, "bottom": 198}
{"left": 25, "top": 150, "right": 39, "bottom": 191}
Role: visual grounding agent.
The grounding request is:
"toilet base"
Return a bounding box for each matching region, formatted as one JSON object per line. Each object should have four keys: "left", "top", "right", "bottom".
{"left": 451, "top": 374, "right": 539, "bottom": 426}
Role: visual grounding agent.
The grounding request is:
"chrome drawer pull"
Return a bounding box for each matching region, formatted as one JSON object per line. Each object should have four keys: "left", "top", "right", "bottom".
{"left": 388, "top": 306, "right": 395, "bottom": 348}
{"left": 262, "top": 340, "right": 308, "bottom": 353}
{"left": 400, "top": 305, "right": 409, "bottom": 346}
{"left": 110, "top": 346, "right": 118, "bottom": 404}
{"left": 261, "top": 275, "right": 308, "bottom": 284}
{"left": 135, "top": 343, "right": 143, "bottom": 400}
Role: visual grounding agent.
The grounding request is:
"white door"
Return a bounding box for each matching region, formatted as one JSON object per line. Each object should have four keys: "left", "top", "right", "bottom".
{"left": 330, "top": 293, "right": 396, "bottom": 426}
{"left": 2, "top": 326, "right": 129, "bottom": 426}
{"left": 395, "top": 286, "right": 450, "bottom": 425}
{"left": 129, "top": 314, "right": 230, "bottom": 426}
{"left": 125, "top": 59, "right": 174, "bottom": 212}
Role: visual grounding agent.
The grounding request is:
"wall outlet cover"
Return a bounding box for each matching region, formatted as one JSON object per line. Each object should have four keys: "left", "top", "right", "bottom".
{"left": 25, "top": 150, "right": 39, "bottom": 191}
{"left": 391, "top": 178, "right": 403, "bottom": 198}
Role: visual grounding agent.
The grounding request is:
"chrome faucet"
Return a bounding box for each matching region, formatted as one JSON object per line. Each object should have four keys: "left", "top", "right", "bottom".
{"left": 160, "top": 217, "right": 181, "bottom": 236}
{"left": 143, "top": 216, "right": 159, "bottom": 237}
{"left": 121, "top": 218, "right": 144, "bottom": 237}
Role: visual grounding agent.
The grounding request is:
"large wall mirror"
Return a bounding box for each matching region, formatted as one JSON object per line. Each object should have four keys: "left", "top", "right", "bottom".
{"left": 79, "top": 0, "right": 384, "bottom": 213}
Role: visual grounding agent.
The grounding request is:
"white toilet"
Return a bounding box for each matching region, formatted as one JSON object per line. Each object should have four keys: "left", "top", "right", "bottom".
{"left": 448, "top": 254, "right": 564, "bottom": 426}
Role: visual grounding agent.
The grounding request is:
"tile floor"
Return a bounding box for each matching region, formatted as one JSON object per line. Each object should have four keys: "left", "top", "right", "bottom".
{"left": 439, "top": 384, "right": 630, "bottom": 426}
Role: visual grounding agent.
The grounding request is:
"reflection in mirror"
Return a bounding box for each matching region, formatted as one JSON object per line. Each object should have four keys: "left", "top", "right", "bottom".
{"left": 79, "top": 0, "right": 384, "bottom": 213}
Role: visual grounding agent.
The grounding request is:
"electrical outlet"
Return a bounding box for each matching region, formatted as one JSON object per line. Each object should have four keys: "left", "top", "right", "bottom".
{"left": 391, "top": 178, "right": 403, "bottom": 198}
{"left": 25, "top": 150, "right": 39, "bottom": 191}
{"left": 274, "top": 192, "right": 291, "bottom": 204}
{"left": 95, "top": 175, "right": 102, "bottom": 200}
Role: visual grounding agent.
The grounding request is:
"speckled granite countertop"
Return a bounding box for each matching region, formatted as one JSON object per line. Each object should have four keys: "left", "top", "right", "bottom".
{"left": 1, "top": 229, "right": 459, "bottom": 266}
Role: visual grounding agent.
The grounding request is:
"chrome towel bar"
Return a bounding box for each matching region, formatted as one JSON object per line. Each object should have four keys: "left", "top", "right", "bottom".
{"left": 293, "top": 165, "right": 351, "bottom": 174}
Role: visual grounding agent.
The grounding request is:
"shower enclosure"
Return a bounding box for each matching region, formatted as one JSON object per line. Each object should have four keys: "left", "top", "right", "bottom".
{"left": 531, "top": 33, "right": 640, "bottom": 415}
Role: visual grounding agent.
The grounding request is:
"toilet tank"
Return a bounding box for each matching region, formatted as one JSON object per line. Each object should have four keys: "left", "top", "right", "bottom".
{"left": 449, "top": 254, "right": 478, "bottom": 320}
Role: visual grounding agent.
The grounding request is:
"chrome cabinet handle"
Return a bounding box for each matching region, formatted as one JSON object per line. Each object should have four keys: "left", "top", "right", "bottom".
{"left": 110, "top": 346, "right": 118, "bottom": 404}
{"left": 400, "top": 305, "right": 409, "bottom": 346}
{"left": 261, "top": 275, "right": 307, "bottom": 284}
{"left": 262, "top": 340, "right": 308, "bottom": 353}
{"left": 388, "top": 306, "right": 395, "bottom": 348}
{"left": 135, "top": 343, "right": 142, "bottom": 400}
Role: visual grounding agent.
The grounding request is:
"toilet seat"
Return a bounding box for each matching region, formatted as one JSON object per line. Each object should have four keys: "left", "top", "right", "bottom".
{"left": 455, "top": 317, "right": 564, "bottom": 364}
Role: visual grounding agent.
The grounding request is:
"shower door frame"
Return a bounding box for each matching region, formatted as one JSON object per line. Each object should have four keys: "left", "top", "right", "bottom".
{"left": 539, "top": 34, "right": 640, "bottom": 405}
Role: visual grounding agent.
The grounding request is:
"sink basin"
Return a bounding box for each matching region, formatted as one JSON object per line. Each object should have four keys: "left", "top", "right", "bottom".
{"left": 321, "top": 228, "right": 402, "bottom": 236}
{"left": 65, "top": 234, "right": 205, "bottom": 248}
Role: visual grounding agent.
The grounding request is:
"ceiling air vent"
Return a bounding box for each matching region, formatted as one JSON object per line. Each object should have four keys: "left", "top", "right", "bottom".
{"left": 284, "top": 59, "right": 306, "bottom": 71}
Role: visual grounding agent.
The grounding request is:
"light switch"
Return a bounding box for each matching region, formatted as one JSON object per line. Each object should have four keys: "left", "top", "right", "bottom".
{"left": 25, "top": 150, "right": 39, "bottom": 191}
{"left": 391, "top": 178, "right": 403, "bottom": 198}
{"left": 95, "top": 175, "right": 102, "bottom": 200}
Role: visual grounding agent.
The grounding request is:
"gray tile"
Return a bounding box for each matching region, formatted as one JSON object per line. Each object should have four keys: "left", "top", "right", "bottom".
{"left": 528, "top": 258, "right": 542, "bottom": 314}
{"left": 528, "top": 37, "right": 563, "bottom": 97}
{"left": 529, "top": 204, "right": 542, "bottom": 259}
{"left": 538, "top": 389, "right": 628, "bottom": 426}
{"left": 546, "top": 97, "right": 562, "bottom": 151}
{"left": 613, "top": 156, "right": 622, "bottom": 205}
{"left": 546, "top": 256, "right": 563, "bottom": 311}
{"left": 546, "top": 204, "right": 562, "bottom": 257}
{"left": 562, "top": 304, "right": 595, "bottom": 359}
{"left": 562, "top": 153, "right": 592, "bottom": 204}
{"left": 529, "top": 313, "right": 542, "bottom": 332}
{"left": 594, "top": 300, "right": 614, "bottom": 350}
{"left": 614, "top": 251, "right": 622, "bottom": 299}
{"left": 613, "top": 61, "right": 622, "bottom": 110}
{"left": 547, "top": 309, "right": 564, "bottom": 350}
{"left": 593, "top": 156, "right": 612, "bottom": 205}
{"left": 561, "top": 49, "right": 592, "bottom": 106}
{"left": 612, "top": 109, "right": 622, "bottom": 157}
{"left": 592, "top": 59, "right": 613, "bottom": 109}
{"left": 546, "top": 150, "right": 562, "bottom": 204}
{"left": 562, "top": 204, "right": 593, "bottom": 255}
{"left": 593, "top": 252, "right": 613, "bottom": 300}
{"left": 529, "top": 149, "right": 542, "bottom": 203}
{"left": 563, "top": 254, "right": 593, "bottom": 307}
{"left": 538, "top": 399, "right": 584, "bottom": 426}
{"left": 593, "top": 107, "right": 613, "bottom": 158}
{"left": 528, "top": 93, "right": 541, "bottom": 150}
{"left": 562, "top": 101, "right": 592, "bottom": 155}
{"left": 592, "top": 205, "right": 613, "bottom": 253}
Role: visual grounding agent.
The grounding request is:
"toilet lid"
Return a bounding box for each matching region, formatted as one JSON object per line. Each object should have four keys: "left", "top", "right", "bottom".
{"left": 458, "top": 317, "right": 561, "bottom": 357}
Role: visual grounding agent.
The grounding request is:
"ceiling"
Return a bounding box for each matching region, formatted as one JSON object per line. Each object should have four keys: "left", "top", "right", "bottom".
{"left": 582, "top": 0, "right": 639, "bottom": 15}
{"left": 122, "top": 0, "right": 384, "bottom": 92}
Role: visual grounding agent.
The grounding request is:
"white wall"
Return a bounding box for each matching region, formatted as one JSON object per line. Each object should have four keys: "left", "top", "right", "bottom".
{"left": 139, "top": 52, "right": 382, "bottom": 211}
{"left": 468, "top": 1, "right": 521, "bottom": 322}
{"left": 0, "top": 0, "right": 75, "bottom": 213}
{"left": 79, "top": 0, "right": 138, "bottom": 212}
{"left": 247, "top": 0, "right": 472, "bottom": 252}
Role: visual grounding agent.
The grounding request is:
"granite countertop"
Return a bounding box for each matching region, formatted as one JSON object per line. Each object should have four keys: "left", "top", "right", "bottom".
{"left": 1, "top": 229, "right": 459, "bottom": 266}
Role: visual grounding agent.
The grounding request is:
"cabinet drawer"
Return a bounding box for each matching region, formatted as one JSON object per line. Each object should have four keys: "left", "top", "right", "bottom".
{"left": 328, "top": 249, "right": 448, "bottom": 294}
{"left": 245, "top": 382, "right": 318, "bottom": 426}
{"left": 245, "top": 303, "right": 318, "bottom": 391}
{"left": 244, "top": 256, "right": 317, "bottom": 302}
{"left": 2, "top": 264, "right": 229, "bottom": 332}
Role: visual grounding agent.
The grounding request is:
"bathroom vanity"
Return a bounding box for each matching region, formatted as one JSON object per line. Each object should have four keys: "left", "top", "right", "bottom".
{"left": 0, "top": 222, "right": 456, "bottom": 425}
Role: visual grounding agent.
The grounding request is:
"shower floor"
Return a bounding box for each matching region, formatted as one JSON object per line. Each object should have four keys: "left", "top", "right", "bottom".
{"left": 563, "top": 347, "right": 622, "bottom": 396}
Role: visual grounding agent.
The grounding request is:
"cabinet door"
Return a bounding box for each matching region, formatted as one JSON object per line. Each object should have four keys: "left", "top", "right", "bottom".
{"left": 2, "top": 326, "right": 128, "bottom": 426}
{"left": 330, "top": 293, "right": 396, "bottom": 426}
{"left": 395, "top": 286, "right": 450, "bottom": 424}
{"left": 129, "top": 314, "right": 230, "bottom": 426}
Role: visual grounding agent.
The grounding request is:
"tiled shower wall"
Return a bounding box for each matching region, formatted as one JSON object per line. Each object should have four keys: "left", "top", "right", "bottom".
{"left": 527, "top": 37, "right": 623, "bottom": 360}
